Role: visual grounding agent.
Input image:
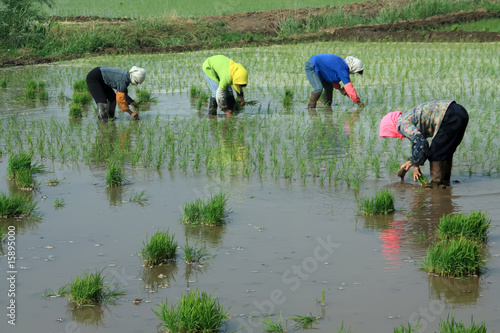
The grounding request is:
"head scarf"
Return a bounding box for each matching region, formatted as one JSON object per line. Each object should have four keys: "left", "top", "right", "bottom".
{"left": 129, "top": 66, "right": 146, "bottom": 85}
{"left": 229, "top": 61, "right": 248, "bottom": 94}
{"left": 345, "top": 56, "right": 364, "bottom": 75}
{"left": 379, "top": 111, "right": 405, "bottom": 140}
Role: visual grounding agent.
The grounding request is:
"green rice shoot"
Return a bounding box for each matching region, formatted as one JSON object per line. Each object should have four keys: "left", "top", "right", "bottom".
{"left": 0, "top": 192, "right": 38, "bottom": 217}
{"left": 357, "top": 189, "right": 395, "bottom": 215}
{"left": 182, "top": 237, "right": 210, "bottom": 264}
{"left": 181, "top": 191, "right": 229, "bottom": 226}
{"left": 140, "top": 229, "right": 178, "bottom": 266}
{"left": 437, "top": 211, "right": 491, "bottom": 242}
{"left": 153, "top": 289, "right": 230, "bottom": 333}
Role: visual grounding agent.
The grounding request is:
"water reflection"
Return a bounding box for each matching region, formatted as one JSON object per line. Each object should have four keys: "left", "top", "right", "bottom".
{"left": 141, "top": 264, "right": 178, "bottom": 293}
{"left": 183, "top": 224, "right": 227, "bottom": 246}
{"left": 68, "top": 305, "right": 107, "bottom": 327}
{"left": 106, "top": 186, "right": 124, "bottom": 207}
{"left": 428, "top": 275, "right": 483, "bottom": 307}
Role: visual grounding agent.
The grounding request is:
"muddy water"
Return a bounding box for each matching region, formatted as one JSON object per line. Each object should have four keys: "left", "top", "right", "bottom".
{"left": 1, "top": 155, "right": 500, "bottom": 333}
{"left": 1, "top": 58, "right": 500, "bottom": 332}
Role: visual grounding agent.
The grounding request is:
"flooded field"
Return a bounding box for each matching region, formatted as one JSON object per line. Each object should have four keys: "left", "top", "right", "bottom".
{"left": 1, "top": 41, "right": 499, "bottom": 333}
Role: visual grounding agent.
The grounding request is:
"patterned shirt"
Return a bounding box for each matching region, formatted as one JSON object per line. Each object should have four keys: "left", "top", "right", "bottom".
{"left": 397, "top": 100, "right": 454, "bottom": 165}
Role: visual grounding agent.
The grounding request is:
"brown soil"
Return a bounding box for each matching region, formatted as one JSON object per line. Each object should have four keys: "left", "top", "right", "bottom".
{"left": 1, "top": 1, "right": 498, "bottom": 67}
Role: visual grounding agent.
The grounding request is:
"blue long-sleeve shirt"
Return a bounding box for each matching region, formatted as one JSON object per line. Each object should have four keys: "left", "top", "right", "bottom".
{"left": 310, "top": 54, "right": 351, "bottom": 85}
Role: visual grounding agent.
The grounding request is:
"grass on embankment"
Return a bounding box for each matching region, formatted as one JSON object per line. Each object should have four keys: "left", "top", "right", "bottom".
{"left": 1, "top": 0, "right": 498, "bottom": 64}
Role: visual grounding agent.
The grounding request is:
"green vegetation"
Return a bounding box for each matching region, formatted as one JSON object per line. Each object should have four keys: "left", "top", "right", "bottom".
{"left": 45, "top": 269, "right": 124, "bottom": 308}
{"left": 7, "top": 151, "right": 44, "bottom": 189}
{"left": 153, "top": 289, "right": 229, "bottom": 333}
{"left": 437, "top": 315, "right": 488, "bottom": 332}
{"left": 435, "top": 18, "right": 500, "bottom": 33}
{"left": 0, "top": 77, "right": 7, "bottom": 88}
{"left": 134, "top": 87, "right": 157, "bottom": 105}
{"left": 421, "top": 238, "right": 483, "bottom": 277}
{"left": 393, "top": 320, "right": 420, "bottom": 333}
{"left": 437, "top": 211, "right": 491, "bottom": 242}
{"left": 53, "top": 198, "right": 65, "bottom": 208}
{"left": 0, "top": 193, "right": 38, "bottom": 217}
{"left": 357, "top": 189, "right": 395, "bottom": 215}
{"left": 69, "top": 104, "right": 83, "bottom": 118}
{"left": 105, "top": 163, "right": 125, "bottom": 186}
{"left": 182, "top": 192, "right": 229, "bottom": 226}
{"left": 263, "top": 312, "right": 288, "bottom": 333}
{"left": 24, "top": 80, "right": 49, "bottom": 100}
{"left": 140, "top": 230, "right": 178, "bottom": 266}
{"left": 281, "top": 89, "right": 294, "bottom": 110}
{"left": 128, "top": 190, "right": 150, "bottom": 204}
{"left": 292, "top": 313, "right": 320, "bottom": 329}
{"left": 182, "top": 237, "right": 210, "bottom": 264}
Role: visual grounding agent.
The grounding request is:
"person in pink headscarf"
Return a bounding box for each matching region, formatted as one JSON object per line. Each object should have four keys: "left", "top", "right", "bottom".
{"left": 379, "top": 100, "right": 469, "bottom": 186}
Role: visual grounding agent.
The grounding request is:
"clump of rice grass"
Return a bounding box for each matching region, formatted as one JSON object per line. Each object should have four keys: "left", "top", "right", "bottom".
{"left": 437, "top": 211, "right": 491, "bottom": 242}
{"left": 182, "top": 237, "right": 210, "bottom": 264}
{"left": 153, "top": 289, "right": 230, "bottom": 333}
{"left": 54, "top": 198, "right": 65, "bottom": 208}
{"left": 196, "top": 91, "right": 210, "bottom": 111}
{"left": 292, "top": 313, "right": 320, "bottom": 329}
{"left": 44, "top": 268, "right": 124, "bottom": 308}
{"left": 393, "top": 319, "right": 420, "bottom": 332}
{"left": 281, "top": 89, "right": 294, "bottom": 110}
{"left": 438, "top": 314, "right": 488, "bottom": 332}
{"left": 73, "top": 79, "right": 88, "bottom": 92}
{"left": 263, "top": 312, "right": 288, "bottom": 333}
{"left": 417, "top": 173, "right": 430, "bottom": 187}
{"left": 129, "top": 190, "right": 150, "bottom": 204}
{"left": 421, "top": 238, "right": 483, "bottom": 277}
{"left": 357, "top": 189, "right": 395, "bottom": 215}
{"left": 7, "top": 151, "right": 44, "bottom": 189}
{"left": 69, "top": 103, "right": 83, "bottom": 118}
{"left": 0, "top": 192, "right": 38, "bottom": 217}
{"left": 190, "top": 85, "right": 203, "bottom": 99}
{"left": 105, "top": 163, "right": 125, "bottom": 187}
{"left": 140, "top": 229, "right": 178, "bottom": 266}
{"left": 0, "top": 77, "right": 6, "bottom": 88}
{"left": 24, "top": 80, "right": 48, "bottom": 101}
{"left": 71, "top": 92, "right": 92, "bottom": 105}
{"left": 317, "top": 288, "right": 330, "bottom": 306}
{"left": 134, "top": 87, "right": 158, "bottom": 105}
{"left": 46, "top": 178, "right": 64, "bottom": 186}
{"left": 181, "top": 191, "right": 229, "bottom": 226}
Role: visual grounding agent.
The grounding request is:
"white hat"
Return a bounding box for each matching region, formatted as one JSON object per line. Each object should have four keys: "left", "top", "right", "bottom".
{"left": 129, "top": 66, "right": 146, "bottom": 85}
{"left": 345, "top": 56, "right": 364, "bottom": 75}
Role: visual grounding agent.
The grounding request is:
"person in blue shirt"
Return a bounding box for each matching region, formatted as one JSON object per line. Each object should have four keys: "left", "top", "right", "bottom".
{"left": 305, "top": 54, "right": 364, "bottom": 109}
{"left": 86, "top": 66, "right": 146, "bottom": 120}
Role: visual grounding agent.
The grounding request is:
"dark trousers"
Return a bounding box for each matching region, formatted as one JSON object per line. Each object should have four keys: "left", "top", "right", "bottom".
{"left": 86, "top": 67, "right": 116, "bottom": 104}
{"left": 429, "top": 102, "right": 469, "bottom": 162}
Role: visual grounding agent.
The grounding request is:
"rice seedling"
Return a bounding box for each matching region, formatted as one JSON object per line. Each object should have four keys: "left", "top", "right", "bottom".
{"left": 69, "top": 103, "right": 83, "bottom": 118}
{"left": 337, "top": 321, "right": 353, "bottom": 333}
{"left": 182, "top": 237, "right": 210, "bottom": 264}
{"left": 128, "top": 190, "right": 150, "bottom": 204}
{"left": 153, "top": 289, "right": 229, "bottom": 333}
{"left": 196, "top": 91, "right": 210, "bottom": 111}
{"left": 281, "top": 89, "right": 294, "bottom": 110}
{"left": 263, "top": 312, "right": 288, "bottom": 333}
{"left": 7, "top": 151, "right": 44, "bottom": 189}
{"left": 317, "top": 288, "right": 330, "bottom": 306}
{"left": 24, "top": 80, "right": 48, "bottom": 101}
{"left": 46, "top": 268, "right": 125, "bottom": 308}
{"left": 140, "top": 229, "right": 178, "bottom": 266}
{"left": 46, "top": 178, "right": 64, "bottom": 186}
{"left": 0, "top": 192, "right": 38, "bottom": 217}
{"left": 437, "top": 211, "right": 491, "bottom": 242}
{"left": 71, "top": 92, "right": 92, "bottom": 105}
{"left": 54, "top": 198, "right": 65, "bottom": 208}
{"left": 181, "top": 191, "right": 229, "bottom": 226}
{"left": 357, "top": 189, "right": 395, "bottom": 215}
{"left": 105, "top": 162, "right": 125, "bottom": 187}
{"left": 393, "top": 319, "right": 420, "bottom": 332}
{"left": 0, "top": 77, "right": 6, "bottom": 88}
{"left": 189, "top": 85, "right": 203, "bottom": 99}
{"left": 421, "top": 238, "right": 483, "bottom": 277}
{"left": 437, "top": 314, "right": 488, "bottom": 332}
{"left": 292, "top": 313, "right": 320, "bottom": 329}
{"left": 417, "top": 173, "right": 430, "bottom": 187}
{"left": 72, "top": 79, "right": 88, "bottom": 92}
{"left": 134, "top": 87, "right": 158, "bottom": 105}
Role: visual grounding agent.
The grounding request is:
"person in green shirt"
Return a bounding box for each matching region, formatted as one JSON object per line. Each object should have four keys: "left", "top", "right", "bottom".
{"left": 202, "top": 55, "right": 248, "bottom": 117}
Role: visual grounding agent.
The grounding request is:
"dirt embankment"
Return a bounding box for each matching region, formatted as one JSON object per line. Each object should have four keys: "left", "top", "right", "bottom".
{"left": 1, "top": 0, "right": 499, "bottom": 67}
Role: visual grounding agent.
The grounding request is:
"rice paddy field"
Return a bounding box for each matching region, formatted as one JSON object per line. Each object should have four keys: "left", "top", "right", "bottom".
{"left": 1, "top": 41, "right": 500, "bottom": 332}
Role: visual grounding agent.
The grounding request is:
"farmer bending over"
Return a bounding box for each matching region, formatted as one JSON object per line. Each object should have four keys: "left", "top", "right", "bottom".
{"left": 305, "top": 53, "right": 364, "bottom": 108}
{"left": 379, "top": 100, "right": 469, "bottom": 187}
{"left": 202, "top": 55, "right": 248, "bottom": 117}
{"left": 86, "top": 66, "right": 146, "bottom": 120}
